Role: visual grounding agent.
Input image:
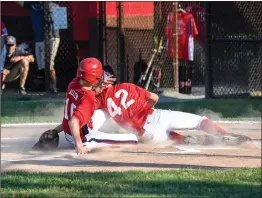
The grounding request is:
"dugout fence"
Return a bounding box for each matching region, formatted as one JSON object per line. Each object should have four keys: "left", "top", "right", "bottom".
{"left": 1, "top": 1, "right": 261, "bottom": 97}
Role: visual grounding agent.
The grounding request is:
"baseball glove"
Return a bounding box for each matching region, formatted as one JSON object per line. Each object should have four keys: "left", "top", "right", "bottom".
{"left": 32, "top": 129, "right": 59, "bottom": 151}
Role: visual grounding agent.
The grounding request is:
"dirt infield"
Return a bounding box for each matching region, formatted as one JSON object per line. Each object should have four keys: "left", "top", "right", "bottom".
{"left": 1, "top": 122, "right": 261, "bottom": 172}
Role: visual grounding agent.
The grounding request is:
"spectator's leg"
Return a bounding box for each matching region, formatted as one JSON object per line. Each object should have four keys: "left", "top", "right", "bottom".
{"left": 3, "top": 63, "right": 20, "bottom": 83}
{"left": 19, "top": 59, "right": 30, "bottom": 89}
{"left": 49, "top": 38, "right": 60, "bottom": 92}
{"left": 35, "top": 41, "right": 45, "bottom": 70}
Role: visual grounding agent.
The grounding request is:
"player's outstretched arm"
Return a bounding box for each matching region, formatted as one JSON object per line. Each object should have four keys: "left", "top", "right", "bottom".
{"left": 69, "top": 116, "right": 90, "bottom": 154}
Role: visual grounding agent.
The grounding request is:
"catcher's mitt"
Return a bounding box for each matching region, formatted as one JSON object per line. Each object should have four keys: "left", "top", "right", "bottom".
{"left": 32, "top": 129, "right": 59, "bottom": 151}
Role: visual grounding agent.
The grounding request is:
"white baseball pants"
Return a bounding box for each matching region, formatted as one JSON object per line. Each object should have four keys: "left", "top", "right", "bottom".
{"left": 65, "top": 109, "right": 138, "bottom": 149}
{"left": 142, "top": 109, "right": 207, "bottom": 142}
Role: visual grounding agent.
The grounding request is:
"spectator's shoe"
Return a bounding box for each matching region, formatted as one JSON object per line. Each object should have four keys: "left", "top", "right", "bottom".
{"left": 50, "top": 89, "right": 58, "bottom": 96}
{"left": 45, "top": 89, "right": 58, "bottom": 97}
{"left": 222, "top": 133, "right": 252, "bottom": 146}
{"left": 18, "top": 87, "right": 27, "bottom": 95}
{"left": 1, "top": 84, "right": 5, "bottom": 95}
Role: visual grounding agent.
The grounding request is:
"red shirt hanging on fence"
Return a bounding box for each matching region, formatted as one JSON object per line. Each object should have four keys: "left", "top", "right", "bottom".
{"left": 165, "top": 12, "right": 198, "bottom": 61}
{"left": 185, "top": 5, "right": 205, "bottom": 43}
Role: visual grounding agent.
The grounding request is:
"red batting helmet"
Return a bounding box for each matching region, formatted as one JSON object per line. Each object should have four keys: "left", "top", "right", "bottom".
{"left": 77, "top": 58, "right": 103, "bottom": 85}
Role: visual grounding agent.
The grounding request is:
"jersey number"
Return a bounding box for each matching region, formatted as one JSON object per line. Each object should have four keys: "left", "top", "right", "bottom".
{"left": 64, "top": 98, "right": 76, "bottom": 120}
{"left": 107, "top": 89, "right": 135, "bottom": 117}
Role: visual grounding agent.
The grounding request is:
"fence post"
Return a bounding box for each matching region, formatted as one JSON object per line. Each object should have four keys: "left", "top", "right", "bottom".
{"left": 44, "top": 2, "right": 50, "bottom": 92}
{"left": 99, "top": 1, "right": 107, "bottom": 66}
{"left": 117, "top": 2, "right": 125, "bottom": 83}
{"left": 205, "top": 2, "right": 213, "bottom": 98}
{"left": 172, "top": 2, "right": 179, "bottom": 93}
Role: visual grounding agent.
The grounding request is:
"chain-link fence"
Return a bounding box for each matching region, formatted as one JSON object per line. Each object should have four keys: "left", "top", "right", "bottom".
{"left": 2, "top": 1, "right": 261, "bottom": 97}
{"left": 105, "top": 1, "right": 206, "bottom": 93}
{"left": 104, "top": 1, "right": 261, "bottom": 97}
{"left": 1, "top": 1, "right": 78, "bottom": 92}
{"left": 207, "top": 1, "right": 262, "bottom": 98}
{"left": 43, "top": 1, "right": 77, "bottom": 92}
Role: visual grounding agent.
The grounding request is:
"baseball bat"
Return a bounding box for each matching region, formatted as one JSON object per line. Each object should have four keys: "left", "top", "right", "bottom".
{"left": 137, "top": 37, "right": 164, "bottom": 88}
{"left": 144, "top": 37, "right": 164, "bottom": 90}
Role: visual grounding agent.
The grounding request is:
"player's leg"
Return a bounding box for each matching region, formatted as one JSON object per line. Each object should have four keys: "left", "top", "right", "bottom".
{"left": 89, "top": 109, "right": 110, "bottom": 132}
{"left": 142, "top": 116, "right": 169, "bottom": 143}
{"left": 65, "top": 129, "right": 138, "bottom": 150}
{"left": 142, "top": 109, "right": 198, "bottom": 143}
{"left": 78, "top": 109, "right": 138, "bottom": 149}
{"left": 142, "top": 109, "right": 224, "bottom": 144}
{"left": 156, "top": 109, "right": 251, "bottom": 145}
{"left": 154, "top": 109, "right": 229, "bottom": 136}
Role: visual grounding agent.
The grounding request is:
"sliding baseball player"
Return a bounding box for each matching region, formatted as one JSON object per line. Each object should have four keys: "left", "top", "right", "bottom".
{"left": 33, "top": 79, "right": 251, "bottom": 151}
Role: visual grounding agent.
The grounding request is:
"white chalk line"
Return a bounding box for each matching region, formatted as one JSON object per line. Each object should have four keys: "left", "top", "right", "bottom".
{"left": 1, "top": 120, "right": 261, "bottom": 128}
{"left": 158, "top": 149, "right": 201, "bottom": 154}
{"left": 1, "top": 123, "right": 61, "bottom": 127}
{"left": 1, "top": 137, "right": 39, "bottom": 140}
{"left": 175, "top": 145, "right": 238, "bottom": 151}
{"left": 1, "top": 152, "right": 78, "bottom": 163}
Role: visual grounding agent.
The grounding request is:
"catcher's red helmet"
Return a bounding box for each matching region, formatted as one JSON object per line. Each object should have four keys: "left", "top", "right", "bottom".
{"left": 77, "top": 58, "right": 103, "bottom": 85}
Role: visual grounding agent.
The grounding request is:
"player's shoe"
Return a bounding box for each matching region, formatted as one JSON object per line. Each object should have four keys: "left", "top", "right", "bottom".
{"left": 222, "top": 133, "right": 252, "bottom": 146}
{"left": 182, "top": 135, "right": 215, "bottom": 145}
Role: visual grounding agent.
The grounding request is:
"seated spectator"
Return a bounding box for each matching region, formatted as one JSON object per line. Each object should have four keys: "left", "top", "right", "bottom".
{"left": 1, "top": 20, "right": 8, "bottom": 84}
{"left": 17, "top": 1, "right": 60, "bottom": 95}
{"left": 2, "top": 36, "right": 35, "bottom": 95}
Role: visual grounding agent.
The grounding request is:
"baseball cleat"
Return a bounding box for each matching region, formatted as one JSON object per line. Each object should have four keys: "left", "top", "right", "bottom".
{"left": 222, "top": 133, "right": 252, "bottom": 146}
{"left": 182, "top": 135, "right": 215, "bottom": 145}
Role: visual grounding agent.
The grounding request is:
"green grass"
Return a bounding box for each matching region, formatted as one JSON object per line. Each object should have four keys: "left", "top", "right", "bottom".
{"left": 156, "top": 99, "right": 261, "bottom": 118}
{"left": 1, "top": 99, "right": 261, "bottom": 123}
{"left": 1, "top": 168, "right": 261, "bottom": 198}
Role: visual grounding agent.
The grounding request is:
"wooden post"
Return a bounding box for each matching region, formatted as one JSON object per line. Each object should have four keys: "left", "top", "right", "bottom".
{"left": 117, "top": 2, "right": 125, "bottom": 83}
{"left": 99, "top": 1, "right": 107, "bottom": 66}
{"left": 44, "top": 2, "right": 50, "bottom": 92}
{"left": 173, "top": 2, "right": 179, "bottom": 92}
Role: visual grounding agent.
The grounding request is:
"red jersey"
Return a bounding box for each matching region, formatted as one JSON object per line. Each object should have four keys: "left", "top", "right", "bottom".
{"left": 166, "top": 12, "right": 198, "bottom": 60}
{"left": 95, "top": 83, "right": 154, "bottom": 136}
{"left": 62, "top": 78, "right": 95, "bottom": 140}
{"left": 1, "top": 21, "right": 8, "bottom": 37}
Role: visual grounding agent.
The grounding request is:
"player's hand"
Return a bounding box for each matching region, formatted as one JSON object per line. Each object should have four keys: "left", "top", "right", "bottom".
{"left": 103, "top": 75, "right": 116, "bottom": 85}
{"left": 76, "top": 144, "right": 91, "bottom": 154}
